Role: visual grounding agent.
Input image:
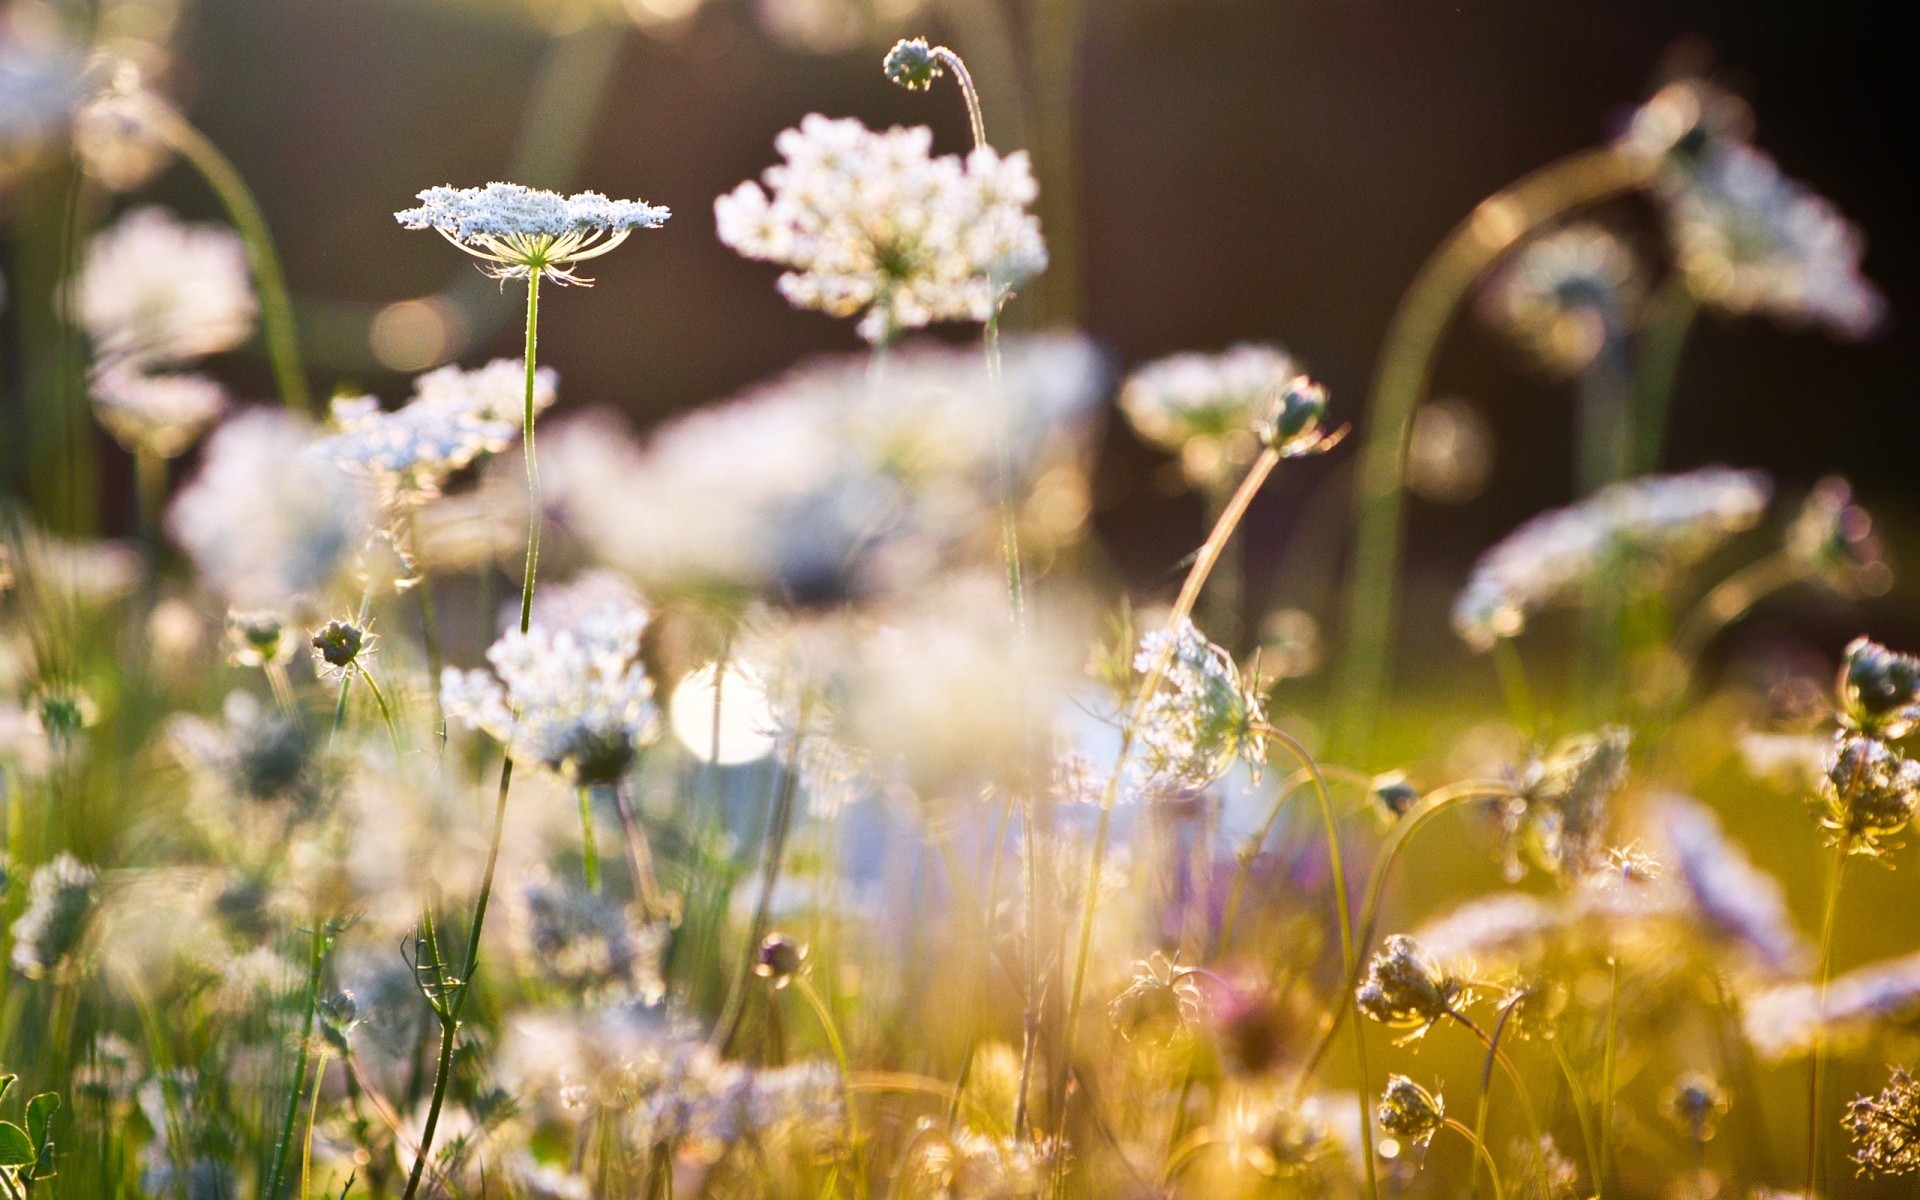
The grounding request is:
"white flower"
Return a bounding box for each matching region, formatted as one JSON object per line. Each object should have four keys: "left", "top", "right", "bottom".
{"left": 1482, "top": 224, "right": 1642, "bottom": 373}
{"left": 1129, "top": 617, "right": 1265, "bottom": 801}
{"left": 1119, "top": 343, "right": 1298, "bottom": 484}
{"left": 715, "top": 114, "right": 1046, "bottom": 342}
{"left": 10, "top": 853, "right": 99, "bottom": 980}
{"left": 72, "top": 206, "right": 257, "bottom": 369}
{"left": 167, "top": 409, "right": 374, "bottom": 607}
{"left": 316, "top": 357, "right": 556, "bottom": 504}
{"left": 441, "top": 601, "right": 660, "bottom": 785}
{"left": 395, "top": 182, "right": 669, "bottom": 285}
{"left": 72, "top": 64, "right": 174, "bottom": 191}
{"left": 1656, "top": 796, "right": 1806, "bottom": 977}
{"left": 1452, "top": 466, "right": 1771, "bottom": 650}
{"left": 91, "top": 366, "right": 228, "bottom": 458}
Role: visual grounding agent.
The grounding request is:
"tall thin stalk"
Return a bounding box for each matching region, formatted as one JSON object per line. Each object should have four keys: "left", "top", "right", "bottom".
{"left": 716, "top": 714, "right": 808, "bottom": 1054}
{"left": 134, "top": 101, "right": 311, "bottom": 415}
{"left": 1334, "top": 148, "right": 1651, "bottom": 762}
{"left": 1631, "top": 273, "right": 1704, "bottom": 473}
{"left": 1805, "top": 836, "right": 1852, "bottom": 1195}
{"left": 263, "top": 922, "right": 331, "bottom": 1200}
{"left": 1600, "top": 955, "right": 1621, "bottom": 1198}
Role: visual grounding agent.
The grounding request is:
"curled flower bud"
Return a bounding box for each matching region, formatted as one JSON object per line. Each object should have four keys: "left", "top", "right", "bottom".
{"left": 1371, "top": 771, "right": 1421, "bottom": 820}
{"left": 1356, "top": 934, "right": 1469, "bottom": 1042}
{"left": 754, "top": 932, "right": 809, "bottom": 988}
{"left": 1661, "top": 1072, "right": 1730, "bottom": 1143}
{"left": 310, "top": 619, "right": 372, "bottom": 675}
{"left": 1821, "top": 733, "right": 1920, "bottom": 857}
{"left": 882, "top": 38, "right": 941, "bottom": 91}
{"left": 1845, "top": 1065, "right": 1920, "bottom": 1178}
{"left": 1377, "top": 1074, "right": 1445, "bottom": 1146}
{"left": 318, "top": 991, "right": 360, "bottom": 1054}
{"left": 1258, "top": 376, "right": 1344, "bottom": 458}
{"left": 1839, "top": 638, "right": 1920, "bottom": 739}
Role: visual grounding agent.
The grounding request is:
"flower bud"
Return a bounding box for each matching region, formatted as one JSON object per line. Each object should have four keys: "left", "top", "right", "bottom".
{"left": 882, "top": 39, "right": 942, "bottom": 91}
{"left": 229, "top": 610, "right": 291, "bottom": 667}
{"left": 1259, "top": 377, "right": 1335, "bottom": 457}
{"left": 311, "top": 619, "right": 370, "bottom": 672}
{"left": 1822, "top": 733, "right": 1920, "bottom": 856}
{"left": 1377, "top": 1074, "right": 1445, "bottom": 1146}
{"left": 1355, "top": 934, "right": 1466, "bottom": 1041}
{"left": 1661, "top": 1072, "right": 1728, "bottom": 1143}
{"left": 754, "top": 932, "right": 809, "bottom": 987}
{"left": 1371, "top": 771, "right": 1420, "bottom": 820}
{"left": 1839, "top": 638, "right": 1920, "bottom": 738}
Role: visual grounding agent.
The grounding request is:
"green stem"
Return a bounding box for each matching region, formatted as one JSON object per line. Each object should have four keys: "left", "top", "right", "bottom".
{"left": 1216, "top": 766, "right": 1314, "bottom": 958}
{"left": 358, "top": 666, "right": 403, "bottom": 757}
{"left": 1600, "top": 955, "right": 1620, "bottom": 1198}
{"left": 1631, "top": 273, "right": 1703, "bottom": 473}
{"left": 518, "top": 274, "right": 542, "bottom": 635}
{"left": 577, "top": 786, "right": 601, "bottom": 892}
{"left": 405, "top": 508, "right": 445, "bottom": 745}
{"left": 139, "top": 103, "right": 310, "bottom": 414}
{"left": 300, "top": 1049, "right": 331, "bottom": 1200}
{"left": 1333, "top": 147, "right": 1651, "bottom": 763}
{"left": 331, "top": 670, "right": 353, "bottom": 737}
{"left": 716, "top": 714, "right": 807, "bottom": 1054}
{"left": 264, "top": 923, "right": 329, "bottom": 1200}
{"left": 1806, "top": 837, "right": 1852, "bottom": 1195}
{"left": 1444, "top": 1119, "right": 1507, "bottom": 1200}
{"left": 794, "top": 975, "right": 862, "bottom": 1171}
{"left": 1550, "top": 1034, "right": 1603, "bottom": 1191}
{"left": 929, "top": 45, "right": 989, "bottom": 153}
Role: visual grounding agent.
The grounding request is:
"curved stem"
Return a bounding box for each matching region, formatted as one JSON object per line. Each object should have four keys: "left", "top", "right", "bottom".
{"left": 1055, "top": 447, "right": 1282, "bottom": 1144}
{"left": 1631, "top": 273, "right": 1704, "bottom": 473}
{"left": 1454, "top": 1003, "right": 1543, "bottom": 1196}
{"left": 1216, "top": 766, "right": 1314, "bottom": 958}
{"left": 138, "top": 103, "right": 310, "bottom": 415}
{"left": 1806, "top": 836, "right": 1852, "bottom": 1195}
{"left": 717, "top": 715, "right": 808, "bottom": 1054}
{"left": 357, "top": 666, "right": 403, "bottom": 757}
{"left": 1298, "top": 781, "right": 1515, "bottom": 1082}
{"left": 930, "top": 46, "right": 989, "bottom": 153}
{"left": 794, "top": 975, "right": 862, "bottom": 1168}
{"left": 1550, "top": 1034, "right": 1602, "bottom": 1190}
{"left": 1444, "top": 1119, "right": 1507, "bottom": 1200}
{"left": 1333, "top": 147, "right": 1652, "bottom": 763}
{"left": 1673, "top": 551, "right": 1808, "bottom": 667}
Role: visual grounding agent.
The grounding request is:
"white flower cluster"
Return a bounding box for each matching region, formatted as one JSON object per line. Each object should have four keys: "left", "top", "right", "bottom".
{"left": 396, "top": 182, "right": 669, "bottom": 284}
{"left": 166, "top": 409, "right": 373, "bottom": 608}
{"left": 441, "top": 601, "right": 660, "bottom": 786}
{"left": 542, "top": 334, "right": 1101, "bottom": 601}
{"left": 1483, "top": 224, "right": 1642, "bottom": 373}
{"left": 715, "top": 114, "right": 1046, "bottom": 342}
{"left": 1119, "top": 343, "right": 1299, "bottom": 485}
{"left": 1621, "top": 80, "right": 1884, "bottom": 339}
{"left": 513, "top": 873, "right": 664, "bottom": 1000}
{"left": 1656, "top": 797, "right": 1806, "bottom": 977}
{"left": 10, "top": 852, "right": 98, "bottom": 980}
{"left": 1129, "top": 617, "right": 1264, "bottom": 801}
{"left": 318, "top": 358, "right": 557, "bottom": 505}
{"left": 1745, "top": 948, "right": 1920, "bottom": 1061}
{"left": 73, "top": 207, "right": 255, "bottom": 458}
{"left": 1452, "top": 466, "right": 1772, "bottom": 650}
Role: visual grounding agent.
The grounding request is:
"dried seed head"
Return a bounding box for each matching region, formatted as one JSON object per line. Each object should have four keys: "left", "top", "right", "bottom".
{"left": 1821, "top": 733, "right": 1920, "bottom": 858}
{"left": 1845, "top": 1065, "right": 1920, "bottom": 1178}
{"left": 1109, "top": 953, "right": 1205, "bottom": 1041}
{"left": 1356, "top": 934, "right": 1468, "bottom": 1042}
{"left": 1377, "top": 1074, "right": 1445, "bottom": 1146}
{"left": 310, "top": 619, "right": 371, "bottom": 673}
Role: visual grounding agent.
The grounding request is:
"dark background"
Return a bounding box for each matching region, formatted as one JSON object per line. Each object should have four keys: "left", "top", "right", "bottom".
{"left": 96, "top": 0, "right": 1920, "bottom": 670}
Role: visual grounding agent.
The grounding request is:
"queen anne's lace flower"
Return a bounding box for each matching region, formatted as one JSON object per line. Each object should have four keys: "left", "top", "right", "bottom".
{"left": 1501, "top": 727, "right": 1632, "bottom": 882}
{"left": 1129, "top": 617, "right": 1265, "bottom": 801}
{"left": 73, "top": 205, "right": 257, "bottom": 369}
{"left": 318, "top": 358, "right": 557, "bottom": 504}
{"left": 1657, "top": 797, "right": 1806, "bottom": 976}
{"left": 90, "top": 366, "right": 228, "bottom": 459}
{"left": 441, "top": 602, "right": 660, "bottom": 786}
{"left": 715, "top": 114, "right": 1046, "bottom": 342}
{"left": 10, "top": 852, "right": 99, "bottom": 979}
{"left": 396, "top": 182, "right": 669, "bottom": 285}
{"left": 1452, "top": 467, "right": 1771, "bottom": 650}
{"left": 1483, "top": 223, "right": 1642, "bottom": 373}
{"left": 1120, "top": 343, "right": 1300, "bottom": 484}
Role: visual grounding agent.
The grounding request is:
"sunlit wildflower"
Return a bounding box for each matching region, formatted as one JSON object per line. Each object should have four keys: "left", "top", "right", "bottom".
{"left": 514, "top": 874, "right": 663, "bottom": 1000}
{"left": 1413, "top": 893, "right": 1561, "bottom": 980}
{"left": 1845, "top": 1066, "right": 1920, "bottom": 1178}
{"left": 1819, "top": 733, "right": 1920, "bottom": 858}
{"left": 1787, "top": 478, "right": 1891, "bottom": 598}
{"left": 1501, "top": 727, "right": 1632, "bottom": 881}
{"left": 10, "top": 853, "right": 99, "bottom": 979}
{"left": 1217, "top": 1086, "right": 1341, "bottom": 1178}
{"left": 310, "top": 617, "right": 374, "bottom": 678}
{"left": 441, "top": 602, "right": 659, "bottom": 786}
{"left": 71, "top": 62, "right": 174, "bottom": 191}
{"left": 1837, "top": 638, "right": 1920, "bottom": 740}
{"left": 90, "top": 366, "right": 228, "bottom": 459}
{"left": 72, "top": 205, "right": 257, "bottom": 369}
{"left": 1119, "top": 343, "right": 1299, "bottom": 485}
{"left": 1377, "top": 1075, "right": 1445, "bottom": 1147}
{"left": 395, "top": 182, "right": 669, "bottom": 285}
{"left": 1621, "top": 79, "right": 1884, "bottom": 338}
{"left": 898, "top": 1122, "right": 1059, "bottom": 1199}
{"left": 880, "top": 37, "right": 941, "bottom": 90}
{"left": 1745, "top": 949, "right": 1920, "bottom": 1060}
{"left": 1453, "top": 467, "right": 1770, "bottom": 650}
{"left": 1258, "top": 374, "right": 1344, "bottom": 459}
{"left": 1484, "top": 223, "right": 1643, "bottom": 373}
{"left": 1663, "top": 1072, "right": 1730, "bottom": 1143}
{"left": 1658, "top": 797, "right": 1807, "bottom": 976}
{"left": 1109, "top": 952, "right": 1205, "bottom": 1040}
{"left": 1356, "top": 934, "right": 1472, "bottom": 1042}
{"left": 715, "top": 114, "right": 1046, "bottom": 342}
{"left": 1129, "top": 617, "right": 1266, "bottom": 801}
{"left": 319, "top": 358, "right": 557, "bottom": 505}
{"left": 167, "top": 409, "right": 373, "bottom": 607}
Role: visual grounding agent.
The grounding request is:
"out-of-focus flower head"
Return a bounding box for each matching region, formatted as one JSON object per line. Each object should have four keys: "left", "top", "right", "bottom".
{"left": 1, "top": 27, "right": 84, "bottom": 162}
{"left": 1376, "top": 1075, "right": 1445, "bottom": 1147}
{"left": 1819, "top": 732, "right": 1920, "bottom": 858}
{"left": 318, "top": 358, "right": 555, "bottom": 506}
{"left": 1483, "top": 223, "right": 1642, "bottom": 374}
{"left": 1661, "top": 1072, "right": 1730, "bottom": 1144}
{"left": 512, "top": 872, "right": 663, "bottom": 1001}
{"left": 170, "top": 689, "right": 316, "bottom": 806}
{"left": 1620, "top": 79, "right": 1885, "bottom": 338}
{"left": 1837, "top": 638, "right": 1920, "bottom": 740}
{"left": 90, "top": 365, "right": 227, "bottom": 459}
{"left": 1655, "top": 797, "right": 1807, "bottom": 977}
{"left": 10, "top": 852, "right": 99, "bottom": 980}
{"left": 1119, "top": 343, "right": 1298, "bottom": 486}
{"left": 1453, "top": 467, "right": 1771, "bottom": 651}
{"left": 1785, "top": 477, "right": 1891, "bottom": 598}
{"left": 897, "top": 1122, "right": 1058, "bottom": 1200}
{"left": 1406, "top": 397, "right": 1496, "bottom": 505}
{"left": 226, "top": 609, "right": 292, "bottom": 667}
{"left": 72, "top": 60, "right": 174, "bottom": 191}
{"left": 1501, "top": 727, "right": 1632, "bottom": 882}
{"left": 396, "top": 182, "right": 669, "bottom": 286}
{"left": 716, "top": 114, "right": 1045, "bottom": 343}
{"left": 1109, "top": 952, "right": 1205, "bottom": 1041}
{"left": 753, "top": 931, "right": 809, "bottom": 988}
{"left": 1745, "top": 949, "right": 1920, "bottom": 1061}
{"left": 1355, "top": 934, "right": 1471, "bottom": 1043}
{"left": 1216, "top": 1085, "right": 1343, "bottom": 1179}
{"left": 168, "top": 409, "right": 373, "bottom": 609}
{"left": 442, "top": 601, "right": 659, "bottom": 786}
{"left": 1129, "top": 617, "right": 1267, "bottom": 802}
{"left": 547, "top": 334, "right": 1101, "bottom": 605}
{"left": 72, "top": 205, "right": 256, "bottom": 370}
{"left": 1845, "top": 1065, "right": 1920, "bottom": 1178}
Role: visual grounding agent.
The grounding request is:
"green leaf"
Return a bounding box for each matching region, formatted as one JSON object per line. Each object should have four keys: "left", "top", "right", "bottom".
{"left": 0, "top": 1121, "right": 34, "bottom": 1168}
{"left": 25, "top": 1093, "right": 58, "bottom": 1177}
{"left": 0, "top": 1075, "right": 14, "bottom": 1105}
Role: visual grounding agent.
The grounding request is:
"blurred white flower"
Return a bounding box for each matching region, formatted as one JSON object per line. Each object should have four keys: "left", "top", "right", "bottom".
{"left": 716, "top": 114, "right": 1045, "bottom": 342}
{"left": 73, "top": 205, "right": 256, "bottom": 369}
{"left": 91, "top": 365, "right": 227, "bottom": 458}
{"left": 1119, "top": 343, "right": 1298, "bottom": 485}
{"left": 1482, "top": 224, "right": 1642, "bottom": 373}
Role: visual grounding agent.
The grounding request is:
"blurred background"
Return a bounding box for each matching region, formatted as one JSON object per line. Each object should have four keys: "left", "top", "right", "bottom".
{"left": 6, "top": 0, "right": 1916, "bottom": 685}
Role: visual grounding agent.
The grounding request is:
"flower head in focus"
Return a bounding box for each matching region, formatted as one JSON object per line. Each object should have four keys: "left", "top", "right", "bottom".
{"left": 715, "top": 114, "right": 1046, "bottom": 343}
{"left": 1128, "top": 617, "right": 1266, "bottom": 801}
{"left": 1838, "top": 638, "right": 1920, "bottom": 740}
{"left": 1846, "top": 1066, "right": 1920, "bottom": 1178}
{"left": 396, "top": 182, "right": 669, "bottom": 286}
{"left": 881, "top": 37, "right": 940, "bottom": 90}
{"left": 1120, "top": 343, "right": 1299, "bottom": 486}
{"left": 1377, "top": 1075, "right": 1445, "bottom": 1147}
{"left": 1356, "top": 934, "right": 1471, "bottom": 1043}
{"left": 442, "top": 601, "right": 660, "bottom": 786}
{"left": 1820, "top": 733, "right": 1920, "bottom": 859}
